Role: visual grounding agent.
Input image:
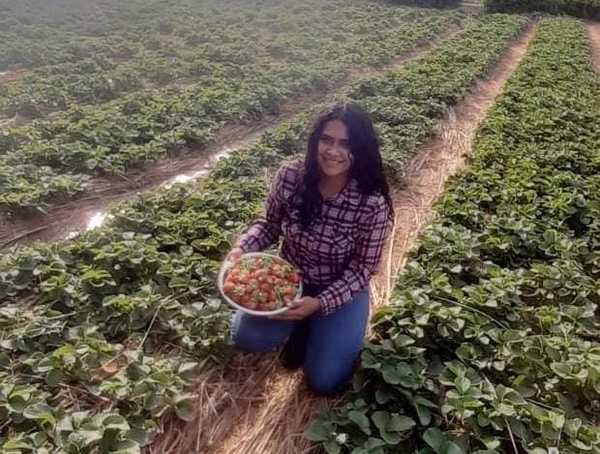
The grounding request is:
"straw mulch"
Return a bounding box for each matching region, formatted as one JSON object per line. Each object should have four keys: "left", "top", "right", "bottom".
{"left": 148, "top": 24, "right": 536, "bottom": 454}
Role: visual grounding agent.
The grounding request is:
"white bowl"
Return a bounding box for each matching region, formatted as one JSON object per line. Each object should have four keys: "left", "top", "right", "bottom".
{"left": 217, "top": 252, "right": 303, "bottom": 317}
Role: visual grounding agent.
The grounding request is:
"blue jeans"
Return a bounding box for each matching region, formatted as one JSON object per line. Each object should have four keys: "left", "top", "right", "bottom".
{"left": 231, "top": 288, "right": 370, "bottom": 395}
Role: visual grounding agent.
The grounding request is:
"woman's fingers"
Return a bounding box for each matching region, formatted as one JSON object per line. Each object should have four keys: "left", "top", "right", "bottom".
{"left": 270, "top": 297, "right": 320, "bottom": 320}
{"left": 269, "top": 305, "right": 304, "bottom": 320}
{"left": 226, "top": 247, "right": 243, "bottom": 263}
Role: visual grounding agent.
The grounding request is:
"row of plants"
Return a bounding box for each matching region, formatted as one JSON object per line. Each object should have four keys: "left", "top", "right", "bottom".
{"left": 0, "top": 12, "right": 526, "bottom": 214}
{"left": 0, "top": 15, "right": 529, "bottom": 452}
{"left": 0, "top": 3, "right": 463, "bottom": 213}
{"left": 307, "top": 17, "right": 600, "bottom": 454}
{"left": 345, "top": 14, "right": 527, "bottom": 176}
{"left": 0, "top": 0, "right": 204, "bottom": 70}
{"left": 484, "top": 0, "right": 600, "bottom": 19}
{"left": 0, "top": 6, "right": 459, "bottom": 118}
{"left": 389, "top": 0, "right": 461, "bottom": 8}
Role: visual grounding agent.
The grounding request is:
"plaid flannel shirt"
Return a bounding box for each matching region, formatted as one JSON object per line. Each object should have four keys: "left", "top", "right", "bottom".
{"left": 237, "top": 159, "right": 390, "bottom": 315}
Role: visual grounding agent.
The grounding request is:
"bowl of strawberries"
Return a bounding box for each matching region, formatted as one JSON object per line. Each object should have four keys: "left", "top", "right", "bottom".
{"left": 217, "top": 252, "right": 303, "bottom": 316}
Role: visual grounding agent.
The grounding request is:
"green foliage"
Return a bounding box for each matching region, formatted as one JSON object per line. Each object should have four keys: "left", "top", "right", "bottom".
{"left": 484, "top": 0, "right": 600, "bottom": 19}
{"left": 0, "top": 1, "right": 466, "bottom": 212}
{"left": 344, "top": 14, "right": 527, "bottom": 176}
{"left": 0, "top": 14, "right": 529, "bottom": 452}
{"left": 307, "top": 18, "right": 600, "bottom": 453}
{"left": 388, "top": 0, "right": 461, "bottom": 8}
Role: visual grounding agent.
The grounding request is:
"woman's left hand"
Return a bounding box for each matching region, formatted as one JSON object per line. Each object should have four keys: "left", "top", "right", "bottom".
{"left": 269, "top": 296, "right": 321, "bottom": 320}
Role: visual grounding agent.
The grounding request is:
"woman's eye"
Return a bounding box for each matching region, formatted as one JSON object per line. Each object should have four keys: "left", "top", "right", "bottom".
{"left": 320, "top": 136, "right": 333, "bottom": 145}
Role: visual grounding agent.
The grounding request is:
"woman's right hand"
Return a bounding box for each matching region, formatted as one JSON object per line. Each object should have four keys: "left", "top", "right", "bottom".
{"left": 226, "top": 247, "right": 243, "bottom": 263}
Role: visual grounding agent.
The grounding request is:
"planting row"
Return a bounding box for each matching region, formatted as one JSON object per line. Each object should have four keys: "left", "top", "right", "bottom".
{"left": 308, "top": 17, "right": 600, "bottom": 454}
{"left": 0, "top": 10, "right": 464, "bottom": 213}
{"left": 0, "top": 5, "right": 458, "bottom": 119}
{"left": 484, "top": 0, "right": 600, "bottom": 19}
{"left": 0, "top": 15, "right": 528, "bottom": 452}
{"left": 0, "top": 0, "right": 222, "bottom": 69}
{"left": 0, "top": 13, "right": 525, "bottom": 214}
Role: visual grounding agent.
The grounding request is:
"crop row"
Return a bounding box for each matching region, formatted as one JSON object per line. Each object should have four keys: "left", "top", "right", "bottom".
{"left": 484, "top": 0, "right": 600, "bottom": 19}
{"left": 0, "top": 12, "right": 522, "bottom": 214}
{"left": 0, "top": 5, "right": 458, "bottom": 119}
{"left": 0, "top": 11, "right": 463, "bottom": 213}
{"left": 0, "top": 0, "right": 212, "bottom": 70}
{"left": 0, "top": 15, "right": 528, "bottom": 452}
{"left": 307, "top": 17, "right": 600, "bottom": 454}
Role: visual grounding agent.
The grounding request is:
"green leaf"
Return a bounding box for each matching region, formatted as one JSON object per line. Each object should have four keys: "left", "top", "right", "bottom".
{"left": 348, "top": 410, "right": 371, "bottom": 435}
{"left": 323, "top": 440, "right": 341, "bottom": 454}
{"left": 304, "top": 421, "right": 331, "bottom": 442}
{"left": 388, "top": 414, "right": 416, "bottom": 432}
{"left": 23, "top": 403, "right": 56, "bottom": 427}
{"left": 46, "top": 369, "right": 65, "bottom": 387}
{"left": 177, "top": 362, "right": 198, "bottom": 381}
{"left": 372, "top": 412, "right": 414, "bottom": 445}
{"left": 423, "top": 428, "right": 445, "bottom": 453}
{"left": 416, "top": 404, "right": 432, "bottom": 426}
{"left": 102, "top": 414, "right": 130, "bottom": 432}
{"left": 174, "top": 394, "right": 196, "bottom": 422}
{"left": 423, "top": 428, "right": 464, "bottom": 454}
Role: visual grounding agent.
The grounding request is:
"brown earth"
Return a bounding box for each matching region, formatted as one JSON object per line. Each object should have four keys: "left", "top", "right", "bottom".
{"left": 0, "top": 69, "right": 26, "bottom": 83}
{"left": 587, "top": 21, "right": 600, "bottom": 73}
{"left": 146, "top": 21, "right": 537, "bottom": 454}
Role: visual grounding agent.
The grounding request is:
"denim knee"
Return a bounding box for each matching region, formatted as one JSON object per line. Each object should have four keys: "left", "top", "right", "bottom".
{"left": 232, "top": 327, "right": 278, "bottom": 353}
{"left": 304, "top": 367, "right": 351, "bottom": 396}
{"left": 231, "top": 311, "right": 293, "bottom": 353}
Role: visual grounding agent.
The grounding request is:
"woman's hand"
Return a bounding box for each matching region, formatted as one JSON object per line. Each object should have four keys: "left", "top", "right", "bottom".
{"left": 226, "top": 247, "right": 243, "bottom": 263}
{"left": 270, "top": 296, "right": 321, "bottom": 320}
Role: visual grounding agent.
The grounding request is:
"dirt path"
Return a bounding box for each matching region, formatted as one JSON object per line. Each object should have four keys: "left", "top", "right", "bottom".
{"left": 587, "top": 21, "right": 600, "bottom": 73}
{"left": 0, "top": 27, "right": 465, "bottom": 249}
{"left": 147, "top": 22, "right": 537, "bottom": 454}
{"left": 0, "top": 69, "right": 26, "bottom": 83}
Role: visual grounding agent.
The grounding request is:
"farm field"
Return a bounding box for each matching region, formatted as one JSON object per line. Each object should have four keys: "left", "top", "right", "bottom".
{"left": 1, "top": 1, "right": 600, "bottom": 454}
{"left": 309, "top": 17, "right": 600, "bottom": 454}
{"left": 0, "top": 0, "right": 464, "bottom": 213}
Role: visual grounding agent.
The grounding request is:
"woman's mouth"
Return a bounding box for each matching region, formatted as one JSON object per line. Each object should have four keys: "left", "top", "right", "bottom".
{"left": 323, "top": 156, "right": 345, "bottom": 164}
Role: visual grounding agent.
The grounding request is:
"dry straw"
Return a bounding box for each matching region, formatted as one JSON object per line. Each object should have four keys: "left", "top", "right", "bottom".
{"left": 148, "top": 23, "right": 537, "bottom": 454}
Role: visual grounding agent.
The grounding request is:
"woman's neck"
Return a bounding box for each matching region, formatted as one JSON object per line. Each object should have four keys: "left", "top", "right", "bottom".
{"left": 319, "top": 171, "right": 350, "bottom": 198}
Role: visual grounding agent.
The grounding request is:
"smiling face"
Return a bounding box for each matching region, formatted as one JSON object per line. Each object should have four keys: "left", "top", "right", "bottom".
{"left": 317, "top": 119, "right": 353, "bottom": 178}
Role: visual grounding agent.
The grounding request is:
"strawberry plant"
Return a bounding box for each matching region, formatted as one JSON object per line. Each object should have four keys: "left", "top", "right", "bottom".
{"left": 0, "top": 14, "right": 532, "bottom": 452}
{"left": 308, "top": 17, "right": 600, "bottom": 453}
{"left": 0, "top": 2, "right": 466, "bottom": 212}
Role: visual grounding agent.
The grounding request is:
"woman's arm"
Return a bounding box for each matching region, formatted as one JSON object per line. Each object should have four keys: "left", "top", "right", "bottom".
{"left": 317, "top": 196, "right": 390, "bottom": 316}
{"left": 235, "top": 163, "right": 296, "bottom": 253}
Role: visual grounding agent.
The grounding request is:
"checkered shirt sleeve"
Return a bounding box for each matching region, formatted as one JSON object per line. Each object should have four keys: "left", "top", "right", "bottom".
{"left": 236, "top": 163, "right": 294, "bottom": 253}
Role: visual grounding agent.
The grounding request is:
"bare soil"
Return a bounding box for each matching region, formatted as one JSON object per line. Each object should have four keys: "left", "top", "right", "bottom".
{"left": 587, "top": 21, "right": 600, "bottom": 73}
{"left": 0, "top": 26, "right": 463, "bottom": 249}
{"left": 0, "top": 69, "right": 26, "bottom": 83}
{"left": 146, "top": 22, "right": 537, "bottom": 454}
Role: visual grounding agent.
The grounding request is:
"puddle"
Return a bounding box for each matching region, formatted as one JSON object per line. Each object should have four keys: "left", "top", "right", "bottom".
{"left": 86, "top": 212, "right": 108, "bottom": 230}
{"left": 0, "top": 26, "right": 464, "bottom": 249}
{"left": 163, "top": 146, "right": 231, "bottom": 189}
{"left": 51, "top": 144, "right": 240, "bottom": 240}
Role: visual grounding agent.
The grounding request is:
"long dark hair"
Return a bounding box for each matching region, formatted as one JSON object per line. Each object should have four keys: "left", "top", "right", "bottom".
{"left": 297, "top": 103, "right": 394, "bottom": 228}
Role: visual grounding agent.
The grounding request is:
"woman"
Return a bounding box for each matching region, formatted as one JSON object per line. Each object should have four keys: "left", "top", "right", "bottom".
{"left": 226, "top": 103, "right": 394, "bottom": 396}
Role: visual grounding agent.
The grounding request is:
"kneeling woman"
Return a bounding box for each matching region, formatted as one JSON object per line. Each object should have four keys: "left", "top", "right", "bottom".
{"left": 227, "top": 103, "right": 394, "bottom": 396}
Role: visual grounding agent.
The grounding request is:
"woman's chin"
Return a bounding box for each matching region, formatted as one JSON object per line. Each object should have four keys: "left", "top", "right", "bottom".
{"left": 320, "top": 163, "right": 349, "bottom": 177}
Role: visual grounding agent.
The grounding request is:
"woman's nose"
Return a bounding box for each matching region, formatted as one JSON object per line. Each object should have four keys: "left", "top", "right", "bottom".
{"left": 328, "top": 143, "right": 345, "bottom": 156}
